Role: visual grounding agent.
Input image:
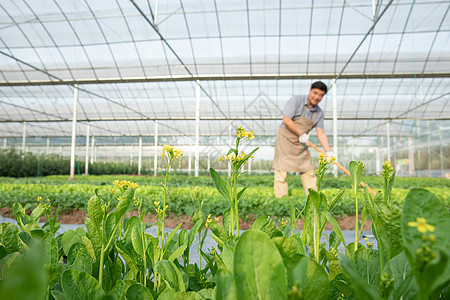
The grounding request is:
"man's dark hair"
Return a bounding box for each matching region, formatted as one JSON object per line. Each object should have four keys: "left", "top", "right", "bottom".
{"left": 311, "top": 81, "right": 328, "bottom": 94}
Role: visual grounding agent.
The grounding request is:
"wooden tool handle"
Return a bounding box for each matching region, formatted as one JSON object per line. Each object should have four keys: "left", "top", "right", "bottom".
{"left": 308, "top": 141, "right": 376, "bottom": 195}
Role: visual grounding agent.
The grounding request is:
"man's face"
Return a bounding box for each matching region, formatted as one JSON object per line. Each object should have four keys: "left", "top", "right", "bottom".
{"left": 307, "top": 88, "right": 326, "bottom": 107}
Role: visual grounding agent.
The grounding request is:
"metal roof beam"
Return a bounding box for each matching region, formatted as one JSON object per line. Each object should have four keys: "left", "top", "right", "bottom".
{"left": 2, "top": 72, "right": 449, "bottom": 86}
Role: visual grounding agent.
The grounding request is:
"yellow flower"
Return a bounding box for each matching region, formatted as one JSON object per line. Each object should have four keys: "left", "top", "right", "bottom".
{"left": 128, "top": 181, "right": 138, "bottom": 188}
{"left": 37, "top": 196, "right": 42, "bottom": 202}
{"left": 408, "top": 217, "right": 435, "bottom": 233}
{"left": 154, "top": 201, "right": 160, "bottom": 206}
{"left": 429, "top": 234, "right": 435, "bottom": 243}
{"left": 110, "top": 188, "right": 115, "bottom": 194}
{"left": 215, "top": 217, "right": 220, "bottom": 222}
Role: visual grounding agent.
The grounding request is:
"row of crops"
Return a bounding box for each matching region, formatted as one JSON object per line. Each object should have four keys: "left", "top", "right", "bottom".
{"left": 0, "top": 132, "right": 449, "bottom": 299}
{"left": 0, "top": 175, "right": 448, "bottom": 219}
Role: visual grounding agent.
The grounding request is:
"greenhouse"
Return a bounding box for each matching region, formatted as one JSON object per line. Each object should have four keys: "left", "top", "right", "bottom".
{"left": 0, "top": 1, "right": 449, "bottom": 299}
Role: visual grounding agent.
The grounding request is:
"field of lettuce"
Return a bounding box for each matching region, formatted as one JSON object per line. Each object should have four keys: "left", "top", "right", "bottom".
{"left": 0, "top": 131, "right": 449, "bottom": 299}
{"left": 0, "top": 174, "right": 448, "bottom": 219}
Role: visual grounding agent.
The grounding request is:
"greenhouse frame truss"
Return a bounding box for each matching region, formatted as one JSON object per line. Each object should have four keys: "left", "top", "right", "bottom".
{"left": 0, "top": 0, "right": 449, "bottom": 178}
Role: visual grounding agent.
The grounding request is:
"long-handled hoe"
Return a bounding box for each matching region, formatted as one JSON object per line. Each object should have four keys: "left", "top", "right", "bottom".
{"left": 308, "top": 141, "right": 376, "bottom": 195}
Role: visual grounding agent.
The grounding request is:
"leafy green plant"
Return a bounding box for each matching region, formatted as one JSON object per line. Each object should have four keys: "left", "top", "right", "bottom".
{"left": 209, "top": 126, "right": 258, "bottom": 236}
{"left": 349, "top": 160, "right": 365, "bottom": 252}
{"left": 300, "top": 153, "right": 345, "bottom": 263}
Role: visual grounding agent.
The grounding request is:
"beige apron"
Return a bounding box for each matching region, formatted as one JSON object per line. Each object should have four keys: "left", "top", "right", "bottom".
{"left": 273, "top": 108, "right": 315, "bottom": 173}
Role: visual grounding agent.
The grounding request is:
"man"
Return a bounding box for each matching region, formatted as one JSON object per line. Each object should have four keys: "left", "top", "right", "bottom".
{"left": 273, "top": 81, "right": 333, "bottom": 197}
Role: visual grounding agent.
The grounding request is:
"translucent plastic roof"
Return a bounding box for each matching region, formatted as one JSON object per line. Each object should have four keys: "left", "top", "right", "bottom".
{"left": 0, "top": 0, "right": 449, "bottom": 139}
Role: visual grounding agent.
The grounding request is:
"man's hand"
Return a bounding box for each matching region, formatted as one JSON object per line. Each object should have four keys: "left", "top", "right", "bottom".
{"left": 299, "top": 133, "right": 309, "bottom": 144}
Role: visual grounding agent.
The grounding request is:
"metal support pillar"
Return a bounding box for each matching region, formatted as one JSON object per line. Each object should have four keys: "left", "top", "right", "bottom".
{"left": 386, "top": 120, "right": 391, "bottom": 163}
{"left": 376, "top": 147, "right": 381, "bottom": 174}
{"left": 154, "top": 121, "right": 158, "bottom": 176}
{"left": 22, "top": 121, "right": 27, "bottom": 153}
{"left": 439, "top": 121, "right": 444, "bottom": 178}
{"left": 85, "top": 122, "right": 90, "bottom": 175}
{"left": 46, "top": 137, "right": 50, "bottom": 155}
{"left": 195, "top": 80, "right": 200, "bottom": 177}
{"left": 332, "top": 79, "right": 338, "bottom": 178}
{"left": 138, "top": 137, "right": 142, "bottom": 176}
{"left": 188, "top": 140, "right": 192, "bottom": 176}
{"left": 90, "top": 136, "right": 95, "bottom": 164}
{"left": 69, "top": 85, "right": 78, "bottom": 180}
{"left": 207, "top": 153, "right": 210, "bottom": 172}
{"left": 228, "top": 120, "right": 232, "bottom": 177}
{"left": 130, "top": 145, "right": 134, "bottom": 165}
{"left": 248, "top": 161, "right": 252, "bottom": 175}
{"left": 3, "top": 137, "right": 6, "bottom": 149}
{"left": 408, "top": 137, "right": 415, "bottom": 176}
{"left": 427, "top": 121, "right": 431, "bottom": 177}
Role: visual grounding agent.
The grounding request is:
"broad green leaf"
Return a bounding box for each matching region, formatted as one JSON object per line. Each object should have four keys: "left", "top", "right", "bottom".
{"left": 352, "top": 249, "right": 380, "bottom": 286}
{"left": 215, "top": 267, "right": 236, "bottom": 300}
{"left": 0, "top": 252, "right": 20, "bottom": 280}
{"left": 222, "top": 208, "right": 232, "bottom": 236}
{"left": 236, "top": 187, "right": 248, "bottom": 202}
{"left": 165, "top": 223, "right": 183, "bottom": 251}
{"left": 0, "top": 243, "right": 47, "bottom": 300}
{"left": 383, "top": 252, "right": 418, "bottom": 299}
{"left": 168, "top": 245, "right": 188, "bottom": 263}
{"left": 116, "top": 187, "right": 134, "bottom": 223}
{"left": 272, "top": 236, "right": 300, "bottom": 269}
{"left": 61, "top": 230, "right": 83, "bottom": 256}
{"left": 385, "top": 170, "right": 396, "bottom": 203}
{"left": 402, "top": 188, "right": 450, "bottom": 296}
{"left": 68, "top": 243, "right": 92, "bottom": 274}
{"left": 115, "top": 243, "right": 138, "bottom": 281}
{"left": 81, "top": 236, "right": 96, "bottom": 261}
{"left": 155, "top": 260, "right": 186, "bottom": 292}
{"left": 234, "top": 230, "right": 286, "bottom": 300}
{"left": 87, "top": 194, "right": 103, "bottom": 227}
{"left": 188, "top": 219, "right": 204, "bottom": 246}
{"left": 178, "top": 229, "right": 189, "bottom": 249}
{"left": 123, "top": 216, "right": 140, "bottom": 245}
{"left": 250, "top": 216, "right": 275, "bottom": 237}
{"left": 288, "top": 255, "right": 329, "bottom": 300}
{"left": 328, "top": 187, "right": 346, "bottom": 211}
{"left": 85, "top": 218, "right": 102, "bottom": 258}
{"left": 43, "top": 232, "right": 58, "bottom": 265}
{"left": 0, "top": 246, "right": 6, "bottom": 260}
{"left": 0, "top": 223, "right": 20, "bottom": 254}
{"left": 197, "top": 288, "right": 214, "bottom": 299}
{"left": 349, "top": 161, "right": 364, "bottom": 194}
{"left": 339, "top": 255, "right": 379, "bottom": 300}
{"left": 30, "top": 204, "right": 44, "bottom": 221}
{"left": 236, "top": 147, "right": 259, "bottom": 170}
{"left": 131, "top": 226, "right": 147, "bottom": 257}
{"left": 51, "top": 290, "right": 68, "bottom": 300}
{"left": 108, "top": 280, "right": 129, "bottom": 300}
{"left": 104, "top": 213, "right": 120, "bottom": 245}
{"left": 209, "top": 168, "right": 231, "bottom": 205}
{"left": 18, "top": 231, "right": 32, "bottom": 248}
{"left": 61, "top": 269, "right": 105, "bottom": 300}
{"left": 207, "top": 222, "right": 228, "bottom": 246}
{"left": 126, "top": 283, "right": 154, "bottom": 300}
{"left": 221, "top": 237, "right": 237, "bottom": 272}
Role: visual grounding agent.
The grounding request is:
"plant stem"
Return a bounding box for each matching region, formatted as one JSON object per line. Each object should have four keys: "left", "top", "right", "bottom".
{"left": 314, "top": 206, "right": 320, "bottom": 262}
{"left": 233, "top": 171, "right": 239, "bottom": 236}
{"left": 99, "top": 245, "right": 105, "bottom": 287}
{"left": 374, "top": 225, "right": 384, "bottom": 273}
{"left": 198, "top": 232, "right": 202, "bottom": 269}
{"left": 354, "top": 193, "right": 359, "bottom": 252}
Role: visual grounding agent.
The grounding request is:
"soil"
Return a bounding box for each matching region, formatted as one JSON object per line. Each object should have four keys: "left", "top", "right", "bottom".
{"left": 0, "top": 207, "right": 371, "bottom": 231}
